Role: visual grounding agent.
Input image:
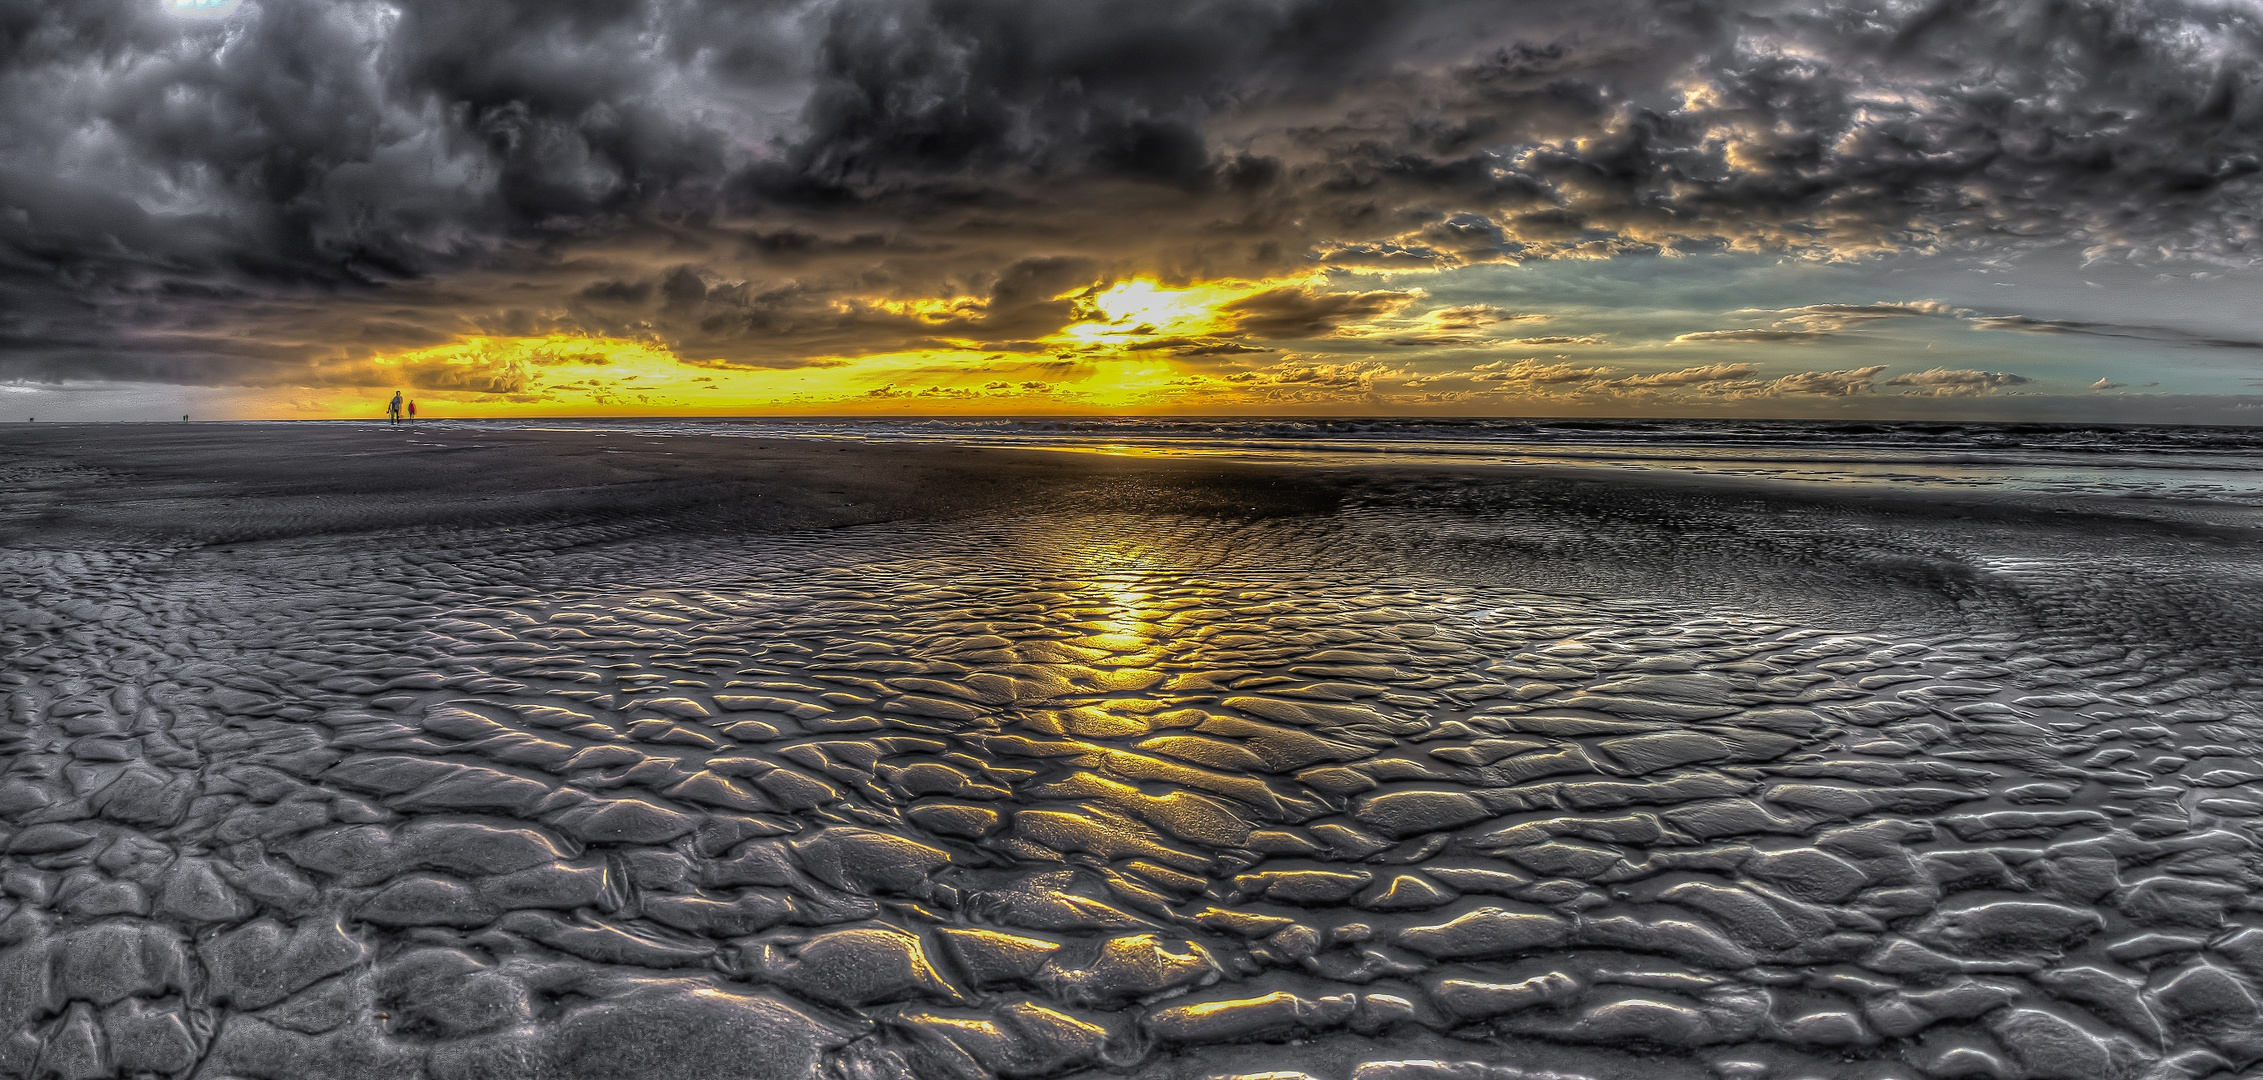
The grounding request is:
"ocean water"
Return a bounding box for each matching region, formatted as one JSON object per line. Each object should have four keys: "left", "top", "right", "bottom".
{"left": 436, "top": 415, "right": 2263, "bottom": 504}
{"left": 5, "top": 420, "right": 2263, "bottom": 1080}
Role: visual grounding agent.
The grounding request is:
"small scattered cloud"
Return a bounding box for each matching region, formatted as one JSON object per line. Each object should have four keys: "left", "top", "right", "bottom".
{"left": 1675, "top": 329, "right": 1832, "bottom": 344}
{"left": 1618, "top": 363, "right": 1760, "bottom": 387}
{"left": 1126, "top": 337, "right": 1274, "bottom": 356}
{"left": 1763, "top": 365, "right": 1888, "bottom": 396}
{"left": 1228, "top": 364, "right": 1370, "bottom": 389}
{"left": 1765, "top": 301, "right": 1955, "bottom": 332}
{"left": 1219, "top": 360, "right": 1406, "bottom": 398}
{"left": 1968, "top": 316, "right": 2263, "bottom": 351}
{"left": 865, "top": 380, "right": 1050, "bottom": 400}
{"left": 1352, "top": 304, "right": 1557, "bottom": 347}
{"left": 1468, "top": 358, "right": 1616, "bottom": 385}
{"left": 1885, "top": 367, "right": 2032, "bottom": 397}
{"left": 1423, "top": 305, "right": 1545, "bottom": 330}
{"left": 1680, "top": 301, "right": 1958, "bottom": 345}
{"left": 1375, "top": 334, "right": 1497, "bottom": 347}
{"left": 2089, "top": 377, "right": 2128, "bottom": 391}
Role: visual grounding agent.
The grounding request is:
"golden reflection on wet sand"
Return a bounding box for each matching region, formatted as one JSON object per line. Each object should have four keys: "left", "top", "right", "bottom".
{"left": 5, "top": 503, "right": 2262, "bottom": 1080}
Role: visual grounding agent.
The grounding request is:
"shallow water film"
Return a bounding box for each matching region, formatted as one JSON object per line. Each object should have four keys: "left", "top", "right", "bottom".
{"left": 7, "top": 471, "right": 2263, "bottom": 1080}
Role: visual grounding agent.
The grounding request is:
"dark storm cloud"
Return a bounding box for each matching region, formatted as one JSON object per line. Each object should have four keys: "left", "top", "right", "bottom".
{"left": 4, "top": 0, "right": 2262, "bottom": 385}
{"left": 1218, "top": 287, "right": 1419, "bottom": 339}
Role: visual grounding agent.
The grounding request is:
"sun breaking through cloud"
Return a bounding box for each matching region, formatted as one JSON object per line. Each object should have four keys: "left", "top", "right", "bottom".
{"left": 3, "top": 0, "right": 2261, "bottom": 420}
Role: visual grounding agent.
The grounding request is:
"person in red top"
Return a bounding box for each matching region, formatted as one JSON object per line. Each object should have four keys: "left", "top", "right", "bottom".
{"left": 408, "top": 399, "right": 417, "bottom": 421}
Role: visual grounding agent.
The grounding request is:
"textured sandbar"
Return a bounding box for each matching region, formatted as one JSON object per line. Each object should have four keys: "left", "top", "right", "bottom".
{"left": 4, "top": 422, "right": 2262, "bottom": 1080}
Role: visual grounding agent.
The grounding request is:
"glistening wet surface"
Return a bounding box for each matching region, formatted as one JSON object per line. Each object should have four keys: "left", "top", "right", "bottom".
{"left": 6, "top": 475, "right": 2263, "bottom": 1080}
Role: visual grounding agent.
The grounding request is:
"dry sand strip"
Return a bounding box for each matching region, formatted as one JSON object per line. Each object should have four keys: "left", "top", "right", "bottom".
{"left": 4, "top": 421, "right": 2263, "bottom": 1080}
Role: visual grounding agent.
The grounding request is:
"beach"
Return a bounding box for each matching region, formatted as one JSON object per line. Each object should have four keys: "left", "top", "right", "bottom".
{"left": 5, "top": 421, "right": 2263, "bottom": 1080}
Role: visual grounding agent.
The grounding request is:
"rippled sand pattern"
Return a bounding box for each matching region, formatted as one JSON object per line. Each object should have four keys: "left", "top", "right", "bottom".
{"left": 6, "top": 508, "right": 2263, "bottom": 1080}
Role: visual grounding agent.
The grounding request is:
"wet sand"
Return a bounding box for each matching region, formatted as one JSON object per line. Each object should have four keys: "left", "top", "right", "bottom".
{"left": 5, "top": 422, "right": 2263, "bottom": 1080}
{"left": 0, "top": 423, "right": 1347, "bottom": 546}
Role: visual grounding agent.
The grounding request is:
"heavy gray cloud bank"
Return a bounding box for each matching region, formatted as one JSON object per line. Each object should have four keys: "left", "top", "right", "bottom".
{"left": 2, "top": 0, "right": 2261, "bottom": 385}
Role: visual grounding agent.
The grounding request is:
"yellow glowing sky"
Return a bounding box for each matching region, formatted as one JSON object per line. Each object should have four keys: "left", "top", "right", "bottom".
{"left": 285, "top": 277, "right": 1327, "bottom": 418}
{"left": 203, "top": 256, "right": 2245, "bottom": 423}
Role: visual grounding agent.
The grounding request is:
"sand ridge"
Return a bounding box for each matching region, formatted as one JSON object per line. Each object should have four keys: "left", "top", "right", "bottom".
{"left": 4, "top": 423, "right": 2262, "bottom": 1080}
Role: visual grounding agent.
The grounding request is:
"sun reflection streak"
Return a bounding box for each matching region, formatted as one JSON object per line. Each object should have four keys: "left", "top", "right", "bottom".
{"left": 1051, "top": 533, "right": 1177, "bottom": 655}
{"left": 1093, "top": 574, "right": 1157, "bottom": 653}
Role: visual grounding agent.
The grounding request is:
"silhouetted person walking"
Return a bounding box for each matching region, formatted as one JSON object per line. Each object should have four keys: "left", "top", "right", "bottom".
{"left": 387, "top": 390, "right": 403, "bottom": 426}
{"left": 407, "top": 399, "right": 417, "bottom": 422}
